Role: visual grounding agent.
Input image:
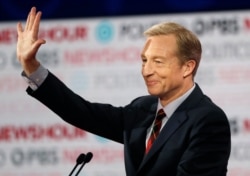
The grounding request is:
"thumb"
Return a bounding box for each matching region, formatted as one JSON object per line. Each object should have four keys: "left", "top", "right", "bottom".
{"left": 33, "top": 39, "right": 46, "bottom": 51}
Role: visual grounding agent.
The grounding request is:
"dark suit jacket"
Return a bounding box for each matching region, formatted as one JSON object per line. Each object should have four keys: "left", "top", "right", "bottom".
{"left": 27, "top": 72, "right": 231, "bottom": 176}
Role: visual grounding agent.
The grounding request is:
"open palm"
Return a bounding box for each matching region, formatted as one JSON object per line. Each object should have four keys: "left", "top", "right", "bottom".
{"left": 16, "top": 7, "right": 46, "bottom": 75}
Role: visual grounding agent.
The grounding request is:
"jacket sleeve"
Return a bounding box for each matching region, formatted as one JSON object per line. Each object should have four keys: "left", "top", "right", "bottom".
{"left": 26, "top": 71, "right": 126, "bottom": 143}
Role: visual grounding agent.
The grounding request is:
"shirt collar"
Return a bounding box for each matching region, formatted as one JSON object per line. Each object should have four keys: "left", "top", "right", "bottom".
{"left": 157, "top": 84, "right": 196, "bottom": 118}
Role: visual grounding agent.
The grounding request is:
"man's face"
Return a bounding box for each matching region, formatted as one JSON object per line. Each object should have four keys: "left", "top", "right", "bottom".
{"left": 141, "top": 35, "right": 187, "bottom": 101}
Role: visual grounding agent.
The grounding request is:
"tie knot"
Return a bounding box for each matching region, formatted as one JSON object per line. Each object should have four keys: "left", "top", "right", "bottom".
{"left": 156, "top": 109, "right": 166, "bottom": 120}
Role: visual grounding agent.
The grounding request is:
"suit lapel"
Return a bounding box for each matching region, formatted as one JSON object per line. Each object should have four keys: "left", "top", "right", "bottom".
{"left": 137, "top": 84, "right": 204, "bottom": 173}
{"left": 138, "top": 111, "right": 188, "bottom": 171}
{"left": 126, "top": 102, "right": 158, "bottom": 171}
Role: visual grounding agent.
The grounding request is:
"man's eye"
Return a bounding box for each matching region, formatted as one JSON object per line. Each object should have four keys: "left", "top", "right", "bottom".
{"left": 155, "top": 60, "right": 162, "bottom": 64}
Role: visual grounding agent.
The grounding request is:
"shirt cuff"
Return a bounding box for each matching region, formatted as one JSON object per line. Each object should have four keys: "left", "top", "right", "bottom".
{"left": 21, "top": 65, "right": 49, "bottom": 90}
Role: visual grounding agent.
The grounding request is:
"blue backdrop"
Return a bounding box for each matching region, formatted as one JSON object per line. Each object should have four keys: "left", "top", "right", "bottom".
{"left": 0, "top": 0, "right": 249, "bottom": 21}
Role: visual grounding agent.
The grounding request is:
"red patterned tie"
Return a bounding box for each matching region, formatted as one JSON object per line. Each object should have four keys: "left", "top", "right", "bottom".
{"left": 145, "top": 109, "right": 166, "bottom": 154}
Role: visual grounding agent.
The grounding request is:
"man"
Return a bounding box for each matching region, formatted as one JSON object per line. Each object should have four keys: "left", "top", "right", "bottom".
{"left": 17, "top": 7, "right": 231, "bottom": 176}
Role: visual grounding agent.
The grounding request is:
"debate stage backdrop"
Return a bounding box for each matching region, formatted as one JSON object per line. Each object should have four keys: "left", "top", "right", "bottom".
{"left": 1, "top": 10, "right": 250, "bottom": 176}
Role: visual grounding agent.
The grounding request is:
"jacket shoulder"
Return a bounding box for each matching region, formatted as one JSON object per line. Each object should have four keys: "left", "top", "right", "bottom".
{"left": 129, "top": 95, "right": 158, "bottom": 110}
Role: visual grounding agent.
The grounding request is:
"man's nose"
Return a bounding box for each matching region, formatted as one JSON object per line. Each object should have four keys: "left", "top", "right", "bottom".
{"left": 142, "top": 62, "right": 154, "bottom": 76}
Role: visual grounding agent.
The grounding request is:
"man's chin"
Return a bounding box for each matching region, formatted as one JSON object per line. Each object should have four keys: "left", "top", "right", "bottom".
{"left": 147, "top": 90, "right": 160, "bottom": 97}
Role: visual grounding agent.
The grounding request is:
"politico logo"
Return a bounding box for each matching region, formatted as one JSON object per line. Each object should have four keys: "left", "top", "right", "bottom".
{"left": 119, "top": 21, "right": 159, "bottom": 40}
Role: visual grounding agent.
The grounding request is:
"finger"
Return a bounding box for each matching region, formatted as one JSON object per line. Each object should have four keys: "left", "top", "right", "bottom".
{"left": 32, "top": 11, "right": 42, "bottom": 38}
{"left": 17, "top": 22, "right": 23, "bottom": 35}
{"left": 24, "top": 10, "right": 31, "bottom": 31}
{"left": 27, "top": 7, "right": 37, "bottom": 30}
{"left": 25, "top": 7, "right": 35, "bottom": 30}
{"left": 28, "top": 7, "right": 36, "bottom": 30}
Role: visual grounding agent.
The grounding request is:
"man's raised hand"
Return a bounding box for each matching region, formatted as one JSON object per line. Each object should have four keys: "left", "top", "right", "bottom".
{"left": 16, "top": 7, "right": 46, "bottom": 76}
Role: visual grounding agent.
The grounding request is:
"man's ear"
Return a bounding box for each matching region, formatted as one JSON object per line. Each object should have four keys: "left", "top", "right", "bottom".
{"left": 183, "top": 60, "right": 196, "bottom": 78}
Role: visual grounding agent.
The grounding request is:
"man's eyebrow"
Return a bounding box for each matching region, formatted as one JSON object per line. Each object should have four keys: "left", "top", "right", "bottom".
{"left": 140, "top": 53, "right": 146, "bottom": 58}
